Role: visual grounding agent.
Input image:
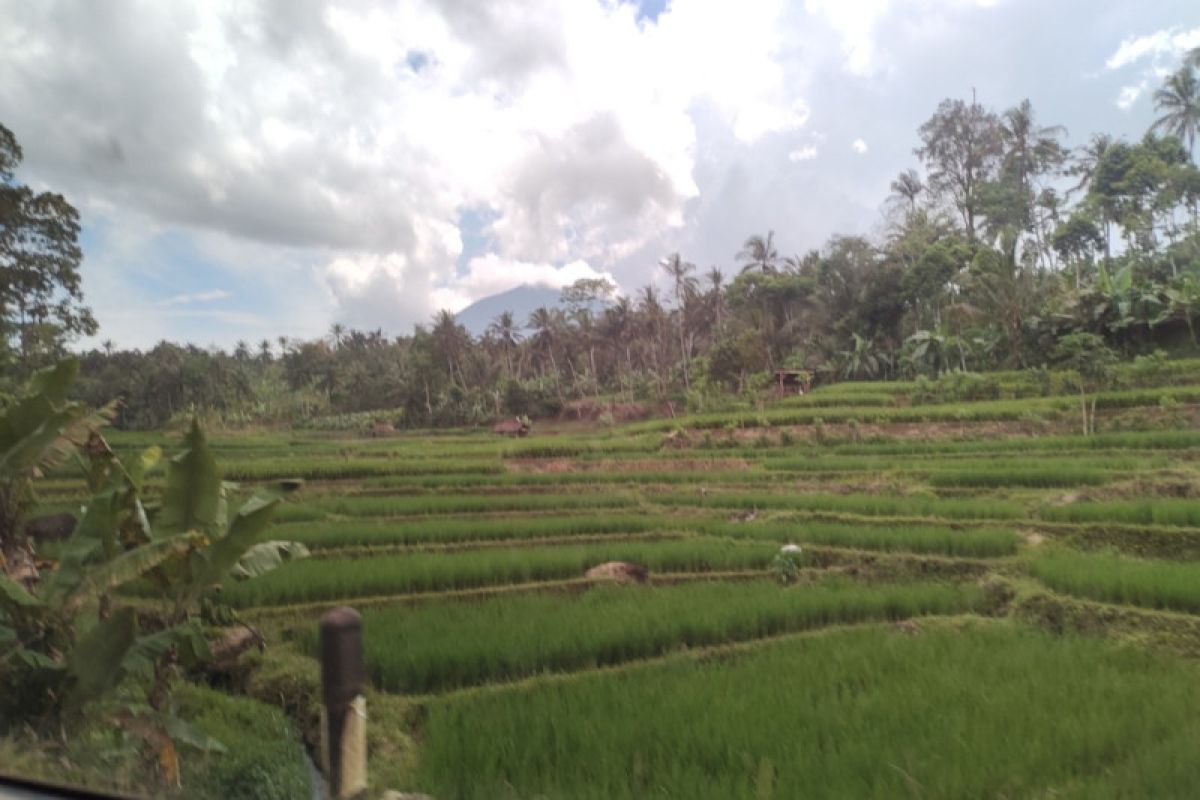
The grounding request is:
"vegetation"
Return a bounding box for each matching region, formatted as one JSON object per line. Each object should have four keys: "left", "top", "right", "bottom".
{"left": 414, "top": 623, "right": 1200, "bottom": 799}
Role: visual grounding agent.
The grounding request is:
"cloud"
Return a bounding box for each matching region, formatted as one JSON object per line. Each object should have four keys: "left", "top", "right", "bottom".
{"left": 1105, "top": 26, "right": 1200, "bottom": 70}
{"left": 160, "top": 289, "right": 231, "bottom": 306}
{"left": 852, "top": 138, "right": 868, "bottom": 154}
{"left": 3, "top": 0, "right": 1191, "bottom": 346}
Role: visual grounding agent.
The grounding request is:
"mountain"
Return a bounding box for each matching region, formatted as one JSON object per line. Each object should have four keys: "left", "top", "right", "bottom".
{"left": 456, "top": 284, "right": 615, "bottom": 336}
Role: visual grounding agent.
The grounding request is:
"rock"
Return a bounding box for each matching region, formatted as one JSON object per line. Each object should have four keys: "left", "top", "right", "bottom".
{"left": 493, "top": 417, "right": 530, "bottom": 437}
{"left": 584, "top": 561, "right": 649, "bottom": 584}
{"left": 369, "top": 420, "right": 396, "bottom": 437}
{"left": 24, "top": 512, "right": 76, "bottom": 543}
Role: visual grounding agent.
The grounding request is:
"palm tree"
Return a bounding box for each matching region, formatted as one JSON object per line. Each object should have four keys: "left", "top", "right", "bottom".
{"left": 889, "top": 169, "right": 924, "bottom": 215}
{"left": 1067, "top": 134, "right": 1112, "bottom": 196}
{"left": 101, "top": 339, "right": 114, "bottom": 357}
{"left": 431, "top": 310, "right": 471, "bottom": 387}
{"left": 737, "top": 231, "right": 779, "bottom": 274}
{"left": 258, "top": 339, "right": 273, "bottom": 363}
{"left": 706, "top": 267, "right": 726, "bottom": 329}
{"left": 660, "top": 253, "right": 698, "bottom": 390}
{"left": 1152, "top": 66, "right": 1200, "bottom": 159}
{"left": 1000, "top": 99, "right": 1066, "bottom": 194}
{"left": 487, "top": 311, "right": 522, "bottom": 377}
{"left": 329, "top": 323, "right": 346, "bottom": 349}
{"left": 527, "top": 307, "right": 563, "bottom": 382}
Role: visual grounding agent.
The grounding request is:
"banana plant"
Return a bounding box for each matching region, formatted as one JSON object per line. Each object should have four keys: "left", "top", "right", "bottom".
{"left": 0, "top": 361, "right": 305, "bottom": 783}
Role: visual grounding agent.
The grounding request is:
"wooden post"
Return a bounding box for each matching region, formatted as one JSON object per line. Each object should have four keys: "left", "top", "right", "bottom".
{"left": 320, "top": 606, "right": 367, "bottom": 799}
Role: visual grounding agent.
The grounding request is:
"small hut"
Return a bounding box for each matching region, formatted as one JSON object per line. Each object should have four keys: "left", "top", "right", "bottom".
{"left": 492, "top": 416, "right": 531, "bottom": 437}
{"left": 773, "top": 369, "right": 812, "bottom": 397}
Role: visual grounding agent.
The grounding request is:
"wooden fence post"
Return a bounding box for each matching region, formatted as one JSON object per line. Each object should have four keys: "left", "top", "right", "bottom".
{"left": 320, "top": 606, "right": 367, "bottom": 799}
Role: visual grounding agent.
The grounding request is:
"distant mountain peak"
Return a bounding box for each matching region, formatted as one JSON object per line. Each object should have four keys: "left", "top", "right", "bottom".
{"left": 455, "top": 284, "right": 610, "bottom": 336}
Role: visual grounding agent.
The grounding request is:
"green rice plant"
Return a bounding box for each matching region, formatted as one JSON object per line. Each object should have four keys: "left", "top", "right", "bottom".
{"left": 273, "top": 514, "right": 689, "bottom": 549}
{"left": 655, "top": 491, "right": 1023, "bottom": 520}
{"left": 701, "top": 520, "right": 1018, "bottom": 557}
{"left": 829, "top": 430, "right": 1200, "bottom": 456}
{"left": 1041, "top": 499, "right": 1200, "bottom": 528}
{"left": 925, "top": 466, "right": 1110, "bottom": 488}
{"left": 413, "top": 623, "right": 1200, "bottom": 799}
{"left": 221, "top": 537, "right": 775, "bottom": 607}
{"left": 357, "top": 468, "right": 782, "bottom": 491}
{"left": 274, "top": 492, "right": 638, "bottom": 522}
{"left": 334, "top": 579, "right": 985, "bottom": 693}
{"left": 220, "top": 457, "right": 504, "bottom": 481}
{"left": 1031, "top": 549, "right": 1200, "bottom": 613}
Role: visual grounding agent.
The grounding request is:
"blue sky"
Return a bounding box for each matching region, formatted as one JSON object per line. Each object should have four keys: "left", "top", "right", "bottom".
{"left": 1, "top": 0, "right": 1197, "bottom": 349}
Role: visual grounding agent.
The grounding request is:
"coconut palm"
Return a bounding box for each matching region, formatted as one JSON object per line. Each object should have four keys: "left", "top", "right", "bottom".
{"left": 660, "top": 253, "right": 698, "bottom": 390}
{"left": 1000, "top": 99, "right": 1066, "bottom": 193}
{"left": 737, "top": 231, "right": 779, "bottom": 274}
{"left": 889, "top": 169, "right": 924, "bottom": 215}
{"left": 706, "top": 267, "right": 726, "bottom": 329}
{"left": 1152, "top": 66, "right": 1200, "bottom": 159}
{"left": 487, "top": 311, "right": 522, "bottom": 378}
{"left": 329, "top": 323, "right": 346, "bottom": 348}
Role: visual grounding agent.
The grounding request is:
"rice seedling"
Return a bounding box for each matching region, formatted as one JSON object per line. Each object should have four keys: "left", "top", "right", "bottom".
{"left": 1030, "top": 549, "right": 1200, "bottom": 613}
{"left": 274, "top": 492, "right": 639, "bottom": 522}
{"left": 413, "top": 623, "right": 1200, "bottom": 799}
{"left": 221, "top": 537, "right": 776, "bottom": 607}
{"left": 273, "top": 514, "right": 693, "bottom": 549}
{"left": 1041, "top": 499, "right": 1200, "bottom": 528}
{"left": 655, "top": 491, "right": 1024, "bottom": 520}
{"left": 335, "top": 579, "right": 985, "bottom": 693}
{"left": 701, "top": 520, "right": 1018, "bottom": 557}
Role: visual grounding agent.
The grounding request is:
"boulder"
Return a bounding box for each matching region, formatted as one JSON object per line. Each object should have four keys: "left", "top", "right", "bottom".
{"left": 493, "top": 417, "right": 530, "bottom": 437}
{"left": 24, "top": 512, "right": 77, "bottom": 543}
{"left": 584, "top": 561, "right": 649, "bottom": 584}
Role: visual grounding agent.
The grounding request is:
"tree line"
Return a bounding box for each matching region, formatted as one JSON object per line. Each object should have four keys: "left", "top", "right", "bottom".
{"left": 3, "top": 49, "right": 1200, "bottom": 429}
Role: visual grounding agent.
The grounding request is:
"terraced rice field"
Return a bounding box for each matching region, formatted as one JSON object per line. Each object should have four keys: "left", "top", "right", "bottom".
{"left": 96, "top": 384, "right": 1200, "bottom": 796}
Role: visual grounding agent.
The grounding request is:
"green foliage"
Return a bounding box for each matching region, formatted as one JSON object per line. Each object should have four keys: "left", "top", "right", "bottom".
{"left": 220, "top": 538, "right": 775, "bottom": 608}
{"left": 1031, "top": 549, "right": 1200, "bottom": 614}
{"left": 415, "top": 624, "right": 1200, "bottom": 799}
{"left": 338, "top": 579, "right": 984, "bottom": 693}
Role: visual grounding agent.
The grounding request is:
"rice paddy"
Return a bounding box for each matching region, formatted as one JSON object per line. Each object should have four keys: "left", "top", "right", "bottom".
{"left": 87, "top": 379, "right": 1200, "bottom": 796}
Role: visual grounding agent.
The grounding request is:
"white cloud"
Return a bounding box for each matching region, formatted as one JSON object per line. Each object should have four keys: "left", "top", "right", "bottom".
{"left": 1106, "top": 26, "right": 1200, "bottom": 70}
{"left": 1116, "top": 83, "right": 1145, "bottom": 110}
{"left": 852, "top": 138, "right": 868, "bottom": 154}
{"left": 160, "top": 289, "right": 231, "bottom": 306}
{"left": 788, "top": 145, "right": 819, "bottom": 162}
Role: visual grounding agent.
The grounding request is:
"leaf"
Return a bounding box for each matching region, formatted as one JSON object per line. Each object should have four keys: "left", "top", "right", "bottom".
{"left": 25, "top": 358, "right": 79, "bottom": 405}
{"left": 182, "top": 490, "right": 282, "bottom": 606}
{"left": 65, "top": 607, "right": 137, "bottom": 710}
{"left": 163, "top": 716, "right": 227, "bottom": 754}
{"left": 158, "top": 739, "right": 180, "bottom": 787}
{"left": 126, "top": 446, "right": 162, "bottom": 491}
{"left": 228, "top": 540, "right": 310, "bottom": 581}
{"left": 61, "top": 533, "right": 201, "bottom": 613}
{"left": 0, "top": 572, "right": 42, "bottom": 609}
{"left": 13, "top": 648, "right": 63, "bottom": 671}
{"left": 159, "top": 420, "right": 221, "bottom": 537}
{"left": 122, "top": 622, "right": 211, "bottom": 679}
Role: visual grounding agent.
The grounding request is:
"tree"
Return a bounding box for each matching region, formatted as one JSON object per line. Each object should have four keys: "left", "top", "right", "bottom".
{"left": 660, "top": 253, "right": 698, "bottom": 390}
{"left": 1152, "top": 66, "right": 1200, "bottom": 159}
{"left": 487, "top": 311, "right": 522, "bottom": 378}
{"left": 0, "top": 123, "right": 97, "bottom": 369}
{"left": 915, "top": 97, "right": 1003, "bottom": 241}
{"left": 1054, "top": 332, "right": 1117, "bottom": 435}
{"left": 889, "top": 169, "right": 925, "bottom": 215}
{"left": 737, "top": 231, "right": 779, "bottom": 274}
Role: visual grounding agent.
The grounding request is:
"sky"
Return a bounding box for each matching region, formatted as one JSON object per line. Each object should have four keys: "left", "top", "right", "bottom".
{"left": 2, "top": 0, "right": 1199, "bottom": 350}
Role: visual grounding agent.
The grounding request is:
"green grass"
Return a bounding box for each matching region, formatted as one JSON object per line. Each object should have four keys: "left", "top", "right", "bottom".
{"left": 412, "top": 622, "right": 1200, "bottom": 799}
{"left": 335, "top": 579, "right": 985, "bottom": 693}
{"left": 274, "top": 492, "right": 638, "bottom": 522}
{"left": 702, "top": 520, "right": 1018, "bottom": 557}
{"left": 273, "top": 514, "right": 693, "bottom": 549}
{"left": 1041, "top": 499, "right": 1200, "bottom": 528}
{"left": 1031, "top": 549, "right": 1200, "bottom": 614}
{"left": 655, "top": 491, "right": 1024, "bottom": 520}
{"left": 221, "top": 537, "right": 774, "bottom": 607}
